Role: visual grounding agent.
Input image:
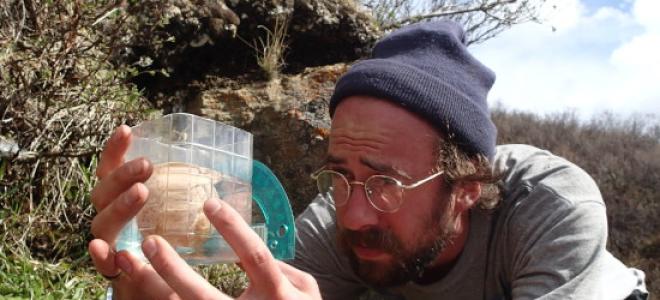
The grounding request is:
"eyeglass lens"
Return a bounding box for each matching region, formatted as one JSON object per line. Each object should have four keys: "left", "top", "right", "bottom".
{"left": 315, "top": 171, "right": 404, "bottom": 212}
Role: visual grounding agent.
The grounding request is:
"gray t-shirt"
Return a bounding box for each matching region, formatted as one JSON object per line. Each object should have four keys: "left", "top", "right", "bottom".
{"left": 291, "top": 144, "right": 647, "bottom": 300}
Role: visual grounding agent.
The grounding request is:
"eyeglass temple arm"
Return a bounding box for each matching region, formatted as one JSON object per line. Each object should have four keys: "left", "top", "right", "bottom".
{"left": 310, "top": 166, "right": 325, "bottom": 179}
{"left": 403, "top": 171, "right": 444, "bottom": 189}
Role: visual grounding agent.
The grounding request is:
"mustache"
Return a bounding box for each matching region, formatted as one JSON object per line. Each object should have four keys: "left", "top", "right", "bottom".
{"left": 339, "top": 227, "right": 403, "bottom": 254}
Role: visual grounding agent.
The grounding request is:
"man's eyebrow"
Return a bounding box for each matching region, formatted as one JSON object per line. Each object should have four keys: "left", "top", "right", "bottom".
{"left": 360, "top": 157, "right": 411, "bottom": 180}
{"left": 324, "top": 154, "right": 411, "bottom": 179}
{"left": 324, "top": 154, "right": 345, "bottom": 165}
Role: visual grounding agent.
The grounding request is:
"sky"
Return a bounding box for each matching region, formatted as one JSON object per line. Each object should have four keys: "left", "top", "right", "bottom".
{"left": 471, "top": 0, "right": 660, "bottom": 120}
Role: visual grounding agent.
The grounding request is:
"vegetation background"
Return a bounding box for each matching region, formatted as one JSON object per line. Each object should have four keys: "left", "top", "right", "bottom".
{"left": 1, "top": 0, "right": 658, "bottom": 299}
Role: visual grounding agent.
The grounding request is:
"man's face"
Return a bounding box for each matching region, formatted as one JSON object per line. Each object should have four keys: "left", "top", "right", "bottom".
{"left": 327, "top": 96, "right": 460, "bottom": 287}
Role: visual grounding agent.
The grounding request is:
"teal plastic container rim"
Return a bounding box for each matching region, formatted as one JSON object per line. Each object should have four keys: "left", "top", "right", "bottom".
{"left": 252, "top": 160, "right": 296, "bottom": 261}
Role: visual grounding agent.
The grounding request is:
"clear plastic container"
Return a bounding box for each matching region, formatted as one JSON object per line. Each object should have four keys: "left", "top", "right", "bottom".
{"left": 116, "top": 113, "right": 264, "bottom": 264}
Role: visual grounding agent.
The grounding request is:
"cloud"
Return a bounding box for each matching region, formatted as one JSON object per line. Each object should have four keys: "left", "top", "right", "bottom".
{"left": 471, "top": 0, "right": 660, "bottom": 120}
{"left": 632, "top": 0, "right": 660, "bottom": 31}
{"left": 612, "top": 0, "right": 660, "bottom": 69}
{"left": 540, "top": 0, "right": 584, "bottom": 30}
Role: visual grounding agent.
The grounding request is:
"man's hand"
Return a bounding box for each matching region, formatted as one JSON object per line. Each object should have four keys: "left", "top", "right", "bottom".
{"left": 88, "top": 125, "right": 321, "bottom": 299}
{"left": 88, "top": 125, "right": 176, "bottom": 299}
{"left": 114, "top": 198, "right": 321, "bottom": 300}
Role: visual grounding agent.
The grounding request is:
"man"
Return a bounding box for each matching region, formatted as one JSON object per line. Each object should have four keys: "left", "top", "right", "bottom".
{"left": 290, "top": 21, "right": 647, "bottom": 299}
{"left": 89, "top": 20, "right": 648, "bottom": 299}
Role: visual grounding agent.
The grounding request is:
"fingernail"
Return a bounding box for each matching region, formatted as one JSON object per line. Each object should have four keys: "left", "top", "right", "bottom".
{"left": 113, "top": 126, "right": 129, "bottom": 142}
{"left": 204, "top": 198, "right": 222, "bottom": 214}
{"left": 116, "top": 254, "right": 133, "bottom": 274}
{"left": 122, "top": 189, "right": 137, "bottom": 205}
{"left": 130, "top": 159, "right": 146, "bottom": 176}
{"left": 143, "top": 237, "right": 158, "bottom": 259}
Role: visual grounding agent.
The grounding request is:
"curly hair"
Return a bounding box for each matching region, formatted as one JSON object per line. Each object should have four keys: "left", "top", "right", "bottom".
{"left": 435, "top": 137, "right": 503, "bottom": 210}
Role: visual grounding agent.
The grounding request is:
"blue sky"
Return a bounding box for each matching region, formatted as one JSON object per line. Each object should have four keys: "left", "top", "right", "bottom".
{"left": 471, "top": 0, "right": 660, "bottom": 120}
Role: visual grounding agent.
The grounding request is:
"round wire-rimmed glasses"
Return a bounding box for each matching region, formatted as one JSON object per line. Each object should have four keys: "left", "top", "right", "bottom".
{"left": 310, "top": 168, "right": 444, "bottom": 213}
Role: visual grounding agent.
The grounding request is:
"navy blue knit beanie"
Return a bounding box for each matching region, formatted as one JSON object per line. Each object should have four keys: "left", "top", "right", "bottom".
{"left": 329, "top": 20, "right": 497, "bottom": 161}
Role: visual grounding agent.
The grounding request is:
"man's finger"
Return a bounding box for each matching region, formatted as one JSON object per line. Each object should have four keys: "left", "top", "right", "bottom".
{"left": 204, "top": 198, "right": 285, "bottom": 293}
{"left": 142, "top": 236, "right": 230, "bottom": 300}
{"left": 91, "top": 157, "right": 152, "bottom": 211}
{"left": 97, "top": 125, "right": 132, "bottom": 179}
{"left": 89, "top": 239, "right": 120, "bottom": 279}
{"left": 276, "top": 261, "right": 316, "bottom": 292}
{"left": 91, "top": 183, "right": 148, "bottom": 243}
{"left": 113, "top": 250, "right": 180, "bottom": 300}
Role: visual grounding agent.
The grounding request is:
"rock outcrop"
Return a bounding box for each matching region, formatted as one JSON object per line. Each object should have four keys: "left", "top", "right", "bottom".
{"left": 126, "top": 0, "right": 377, "bottom": 213}
{"left": 184, "top": 64, "right": 347, "bottom": 213}
{"left": 127, "top": 0, "right": 377, "bottom": 91}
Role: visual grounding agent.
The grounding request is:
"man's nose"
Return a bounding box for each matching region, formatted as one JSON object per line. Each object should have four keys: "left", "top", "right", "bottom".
{"left": 339, "top": 183, "right": 379, "bottom": 231}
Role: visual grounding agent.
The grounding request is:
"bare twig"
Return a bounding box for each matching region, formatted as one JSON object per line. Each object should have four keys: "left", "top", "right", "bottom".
{"left": 13, "top": 0, "right": 27, "bottom": 44}
{"left": 361, "top": 0, "right": 543, "bottom": 45}
{"left": 382, "top": 0, "right": 517, "bottom": 30}
{"left": 0, "top": 0, "right": 151, "bottom": 260}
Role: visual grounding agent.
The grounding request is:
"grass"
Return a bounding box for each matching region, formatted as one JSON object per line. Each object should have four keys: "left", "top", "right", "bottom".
{"left": 0, "top": 248, "right": 105, "bottom": 299}
{"left": 255, "top": 15, "right": 290, "bottom": 80}
{"left": 0, "top": 248, "right": 248, "bottom": 299}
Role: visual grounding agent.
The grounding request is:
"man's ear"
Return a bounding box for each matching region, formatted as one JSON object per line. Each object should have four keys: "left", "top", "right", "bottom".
{"left": 452, "top": 181, "right": 481, "bottom": 212}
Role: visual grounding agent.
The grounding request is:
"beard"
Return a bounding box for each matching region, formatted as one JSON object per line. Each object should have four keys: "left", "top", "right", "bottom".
{"left": 336, "top": 199, "right": 457, "bottom": 288}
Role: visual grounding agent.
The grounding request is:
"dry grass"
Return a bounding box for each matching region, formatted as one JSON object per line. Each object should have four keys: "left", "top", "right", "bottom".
{"left": 493, "top": 107, "right": 660, "bottom": 296}
{"left": 0, "top": 2, "right": 250, "bottom": 296}
{"left": 255, "top": 14, "right": 290, "bottom": 80}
